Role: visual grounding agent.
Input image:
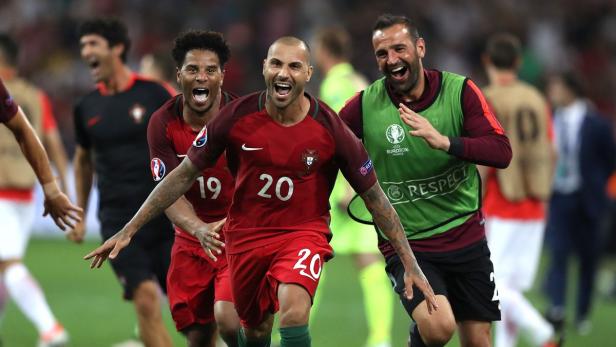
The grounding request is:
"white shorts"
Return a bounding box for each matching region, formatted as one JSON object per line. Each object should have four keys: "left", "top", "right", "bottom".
{"left": 0, "top": 199, "right": 35, "bottom": 260}
{"left": 486, "top": 217, "right": 545, "bottom": 291}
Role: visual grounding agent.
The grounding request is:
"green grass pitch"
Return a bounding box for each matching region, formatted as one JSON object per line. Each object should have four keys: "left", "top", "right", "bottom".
{"left": 1, "top": 238, "right": 615, "bottom": 346}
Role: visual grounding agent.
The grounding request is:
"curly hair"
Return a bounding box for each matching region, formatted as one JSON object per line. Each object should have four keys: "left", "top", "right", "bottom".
{"left": 171, "top": 30, "right": 230, "bottom": 68}
{"left": 78, "top": 18, "right": 131, "bottom": 62}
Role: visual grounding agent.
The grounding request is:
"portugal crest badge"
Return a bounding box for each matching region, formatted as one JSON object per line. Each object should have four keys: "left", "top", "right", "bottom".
{"left": 301, "top": 149, "right": 319, "bottom": 175}
{"left": 129, "top": 103, "right": 146, "bottom": 124}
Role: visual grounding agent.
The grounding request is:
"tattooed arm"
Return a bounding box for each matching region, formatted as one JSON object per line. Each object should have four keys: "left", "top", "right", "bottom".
{"left": 360, "top": 182, "right": 438, "bottom": 313}
{"left": 84, "top": 157, "right": 213, "bottom": 268}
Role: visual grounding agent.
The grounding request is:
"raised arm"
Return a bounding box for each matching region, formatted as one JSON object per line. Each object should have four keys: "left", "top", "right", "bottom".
{"left": 360, "top": 182, "right": 438, "bottom": 313}
{"left": 84, "top": 157, "right": 201, "bottom": 267}
{"left": 5, "top": 108, "right": 81, "bottom": 229}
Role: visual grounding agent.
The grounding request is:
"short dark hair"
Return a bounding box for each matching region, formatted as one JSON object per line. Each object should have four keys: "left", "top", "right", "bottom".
{"left": 78, "top": 18, "right": 131, "bottom": 62}
{"left": 485, "top": 33, "right": 522, "bottom": 69}
{"left": 171, "top": 30, "right": 230, "bottom": 68}
{"left": 314, "top": 27, "right": 351, "bottom": 60}
{"left": 0, "top": 34, "right": 18, "bottom": 67}
{"left": 559, "top": 71, "right": 586, "bottom": 97}
{"left": 373, "top": 14, "right": 420, "bottom": 40}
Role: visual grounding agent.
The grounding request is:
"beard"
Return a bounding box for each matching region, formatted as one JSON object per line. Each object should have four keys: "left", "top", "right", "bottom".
{"left": 386, "top": 56, "right": 421, "bottom": 96}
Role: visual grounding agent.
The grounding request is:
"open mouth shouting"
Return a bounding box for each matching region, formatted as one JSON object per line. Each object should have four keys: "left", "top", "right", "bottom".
{"left": 388, "top": 64, "right": 409, "bottom": 82}
{"left": 192, "top": 87, "right": 210, "bottom": 106}
{"left": 87, "top": 58, "right": 101, "bottom": 78}
{"left": 273, "top": 81, "right": 292, "bottom": 99}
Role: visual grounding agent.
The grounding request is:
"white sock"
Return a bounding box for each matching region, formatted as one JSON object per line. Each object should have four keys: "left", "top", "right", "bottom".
{"left": 498, "top": 285, "right": 554, "bottom": 346}
{"left": 494, "top": 312, "right": 517, "bottom": 347}
{"left": 3, "top": 263, "right": 57, "bottom": 334}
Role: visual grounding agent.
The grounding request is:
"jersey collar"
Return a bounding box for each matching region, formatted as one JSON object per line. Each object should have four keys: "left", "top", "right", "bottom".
{"left": 97, "top": 72, "right": 138, "bottom": 96}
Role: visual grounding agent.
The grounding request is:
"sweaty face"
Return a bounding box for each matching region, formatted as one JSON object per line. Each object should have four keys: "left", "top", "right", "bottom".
{"left": 263, "top": 42, "right": 313, "bottom": 110}
{"left": 177, "top": 49, "right": 224, "bottom": 115}
{"left": 372, "top": 24, "right": 424, "bottom": 95}
{"left": 80, "top": 34, "right": 117, "bottom": 83}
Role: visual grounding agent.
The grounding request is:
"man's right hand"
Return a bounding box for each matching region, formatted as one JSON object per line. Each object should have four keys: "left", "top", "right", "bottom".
{"left": 43, "top": 189, "right": 82, "bottom": 231}
{"left": 83, "top": 229, "right": 132, "bottom": 268}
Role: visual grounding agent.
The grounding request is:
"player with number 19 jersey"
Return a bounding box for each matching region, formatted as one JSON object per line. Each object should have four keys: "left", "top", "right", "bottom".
{"left": 187, "top": 90, "right": 377, "bottom": 328}
{"left": 147, "top": 92, "right": 235, "bottom": 331}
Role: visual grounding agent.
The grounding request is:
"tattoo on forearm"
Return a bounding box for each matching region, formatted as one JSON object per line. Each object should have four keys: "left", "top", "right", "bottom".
{"left": 131, "top": 161, "right": 197, "bottom": 230}
{"left": 361, "top": 183, "right": 418, "bottom": 268}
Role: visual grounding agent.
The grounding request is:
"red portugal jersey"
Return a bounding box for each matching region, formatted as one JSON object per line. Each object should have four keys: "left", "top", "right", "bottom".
{"left": 187, "top": 91, "right": 377, "bottom": 254}
{"left": 148, "top": 93, "right": 236, "bottom": 243}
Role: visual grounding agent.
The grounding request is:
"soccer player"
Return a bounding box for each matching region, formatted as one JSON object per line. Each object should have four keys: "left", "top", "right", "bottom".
{"left": 0, "top": 33, "right": 79, "bottom": 347}
{"left": 69, "top": 18, "right": 175, "bottom": 347}
{"left": 312, "top": 27, "right": 393, "bottom": 347}
{"left": 85, "top": 36, "right": 437, "bottom": 347}
{"left": 146, "top": 30, "right": 240, "bottom": 347}
{"left": 481, "top": 33, "right": 560, "bottom": 347}
{"left": 341, "top": 14, "right": 512, "bottom": 347}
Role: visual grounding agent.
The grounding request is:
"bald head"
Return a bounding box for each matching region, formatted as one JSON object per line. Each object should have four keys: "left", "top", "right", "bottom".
{"left": 268, "top": 36, "right": 311, "bottom": 64}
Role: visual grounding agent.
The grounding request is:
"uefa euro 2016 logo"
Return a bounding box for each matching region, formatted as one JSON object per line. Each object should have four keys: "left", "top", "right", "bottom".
{"left": 386, "top": 124, "right": 405, "bottom": 144}
{"left": 150, "top": 158, "right": 166, "bottom": 181}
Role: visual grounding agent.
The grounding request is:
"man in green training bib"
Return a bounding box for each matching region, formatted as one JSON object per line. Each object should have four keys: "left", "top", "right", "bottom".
{"left": 312, "top": 27, "right": 394, "bottom": 347}
{"left": 339, "top": 14, "right": 512, "bottom": 347}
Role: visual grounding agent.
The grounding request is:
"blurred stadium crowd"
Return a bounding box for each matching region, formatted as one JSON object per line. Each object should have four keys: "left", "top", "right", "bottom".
{"left": 1, "top": 0, "right": 615, "bottom": 155}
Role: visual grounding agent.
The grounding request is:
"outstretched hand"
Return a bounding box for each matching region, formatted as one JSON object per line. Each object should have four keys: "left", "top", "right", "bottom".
{"left": 403, "top": 260, "right": 439, "bottom": 314}
{"left": 399, "top": 103, "right": 450, "bottom": 151}
{"left": 195, "top": 219, "right": 226, "bottom": 261}
{"left": 83, "top": 229, "right": 132, "bottom": 268}
{"left": 43, "top": 192, "right": 82, "bottom": 231}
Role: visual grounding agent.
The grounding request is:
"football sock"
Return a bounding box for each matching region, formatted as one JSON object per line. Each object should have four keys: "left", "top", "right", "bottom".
{"left": 496, "top": 285, "right": 553, "bottom": 347}
{"left": 409, "top": 323, "right": 427, "bottom": 347}
{"left": 280, "top": 325, "right": 310, "bottom": 347}
{"left": 3, "top": 263, "right": 56, "bottom": 334}
{"left": 360, "top": 261, "right": 393, "bottom": 347}
{"left": 238, "top": 327, "right": 271, "bottom": 347}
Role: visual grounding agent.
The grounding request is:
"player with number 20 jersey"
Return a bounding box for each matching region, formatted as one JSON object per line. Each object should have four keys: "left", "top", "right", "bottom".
{"left": 187, "top": 90, "right": 377, "bottom": 328}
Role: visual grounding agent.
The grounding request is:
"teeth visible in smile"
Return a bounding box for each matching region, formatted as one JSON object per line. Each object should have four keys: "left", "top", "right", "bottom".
{"left": 392, "top": 66, "right": 404, "bottom": 73}
{"left": 193, "top": 88, "right": 209, "bottom": 103}
{"left": 274, "top": 82, "right": 291, "bottom": 88}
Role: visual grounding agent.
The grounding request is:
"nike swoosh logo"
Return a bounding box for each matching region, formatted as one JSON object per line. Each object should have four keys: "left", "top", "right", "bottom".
{"left": 87, "top": 115, "right": 101, "bottom": 127}
{"left": 242, "top": 144, "right": 263, "bottom": 151}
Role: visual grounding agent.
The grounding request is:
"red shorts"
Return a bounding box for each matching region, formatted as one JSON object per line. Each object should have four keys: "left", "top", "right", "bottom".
{"left": 227, "top": 232, "right": 333, "bottom": 328}
{"left": 167, "top": 236, "right": 233, "bottom": 331}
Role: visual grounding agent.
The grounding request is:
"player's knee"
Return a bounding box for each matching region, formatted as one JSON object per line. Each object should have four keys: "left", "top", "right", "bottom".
{"left": 214, "top": 302, "right": 240, "bottom": 335}
{"left": 244, "top": 325, "right": 272, "bottom": 341}
{"left": 278, "top": 305, "right": 310, "bottom": 327}
{"left": 216, "top": 316, "right": 239, "bottom": 337}
{"left": 185, "top": 324, "right": 216, "bottom": 347}
{"left": 419, "top": 319, "right": 456, "bottom": 346}
{"left": 459, "top": 328, "right": 491, "bottom": 347}
{"left": 133, "top": 282, "right": 161, "bottom": 319}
